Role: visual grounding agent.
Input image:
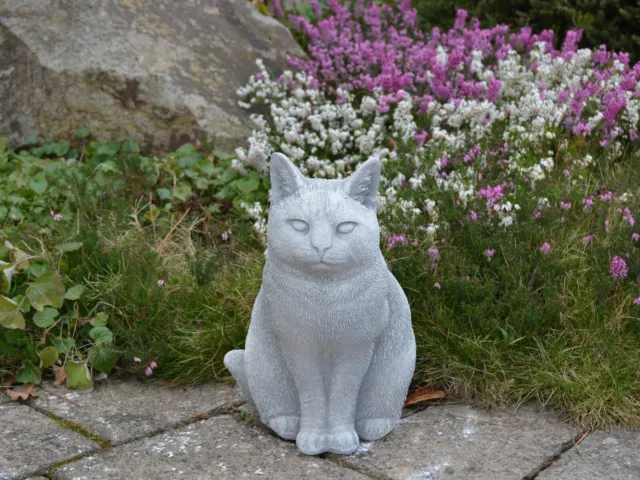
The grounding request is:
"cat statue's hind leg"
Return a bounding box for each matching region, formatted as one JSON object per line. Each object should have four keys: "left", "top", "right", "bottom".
{"left": 355, "top": 273, "right": 416, "bottom": 441}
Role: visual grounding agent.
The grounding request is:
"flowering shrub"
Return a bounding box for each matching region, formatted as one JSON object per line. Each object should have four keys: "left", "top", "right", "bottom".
{"left": 237, "top": 2, "right": 639, "bottom": 240}
{"left": 236, "top": 0, "right": 640, "bottom": 427}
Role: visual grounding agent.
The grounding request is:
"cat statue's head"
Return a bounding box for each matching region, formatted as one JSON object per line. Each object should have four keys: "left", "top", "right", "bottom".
{"left": 267, "top": 152, "right": 382, "bottom": 277}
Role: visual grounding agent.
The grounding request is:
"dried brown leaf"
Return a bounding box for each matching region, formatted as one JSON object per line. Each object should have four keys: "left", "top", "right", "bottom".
{"left": 404, "top": 386, "right": 446, "bottom": 407}
{"left": 53, "top": 365, "right": 67, "bottom": 386}
{"left": 6, "top": 384, "right": 38, "bottom": 401}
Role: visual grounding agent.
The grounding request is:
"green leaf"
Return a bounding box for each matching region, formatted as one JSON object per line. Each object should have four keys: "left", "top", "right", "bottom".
{"left": 12, "top": 295, "right": 31, "bottom": 313}
{"left": 52, "top": 141, "right": 70, "bottom": 157}
{"left": 95, "top": 142, "right": 120, "bottom": 157}
{"left": 156, "top": 188, "right": 173, "bottom": 201}
{"left": 213, "top": 151, "right": 236, "bottom": 161}
{"left": 88, "top": 346, "right": 118, "bottom": 373}
{"left": 26, "top": 272, "right": 66, "bottom": 311}
{"left": 90, "top": 312, "right": 108, "bottom": 327}
{"left": 9, "top": 206, "right": 23, "bottom": 221}
{"left": 89, "top": 326, "right": 113, "bottom": 345}
{"left": 76, "top": 128, "right": 91, "bottom": 139}
{"left": 55, "top": 242, "right": 84, "bottom": 253}
{"left": 51, "top": 336, "right": 75, "bottom": 354}
{"left": 38, "top": 346, "right": 59, "bottom": 368}
{"left": 217, "top": 168, "right": 237, "bottom": 184}
{"left": 197, "top": 158, "right": 215, "bottom": 175}
{"left": 236, "top": 172, "right": 260, "bottom": 194}
{"left": 0, "top": 206, "right": 8, "bottom": 221}
{"left": 257, "top": 1, "right": 269, "bottom": 15}
{"left": 172, "top": 185, "right": 192, "bottom": 201}
{"left": 25, "top": 135, "right": 40, "bottom": 146}
{"left": 16, "top": 360, "right": 41, "bottom": 384}
{"left": 29, "top": 173, "right": 48, "bottom": 195}
{"left": 65, "top": 285, "right": 85, "bottom": 301}
{"left": 28, "top": 262, "right": 48, "bottom": 278}
{"left": 65, "top": 361, "right": 93, "bottom": 390}
{"left": 195, "top": 177, "right": 210, "bottom": 190}
{"left": 178, "top": 155, "right": 199, "bottom": 168}
{"left": 0, "top": 295, "right": 25, "bottom": 329}
{"left": 122, "top": 138, "right": 140, "bottom": 153}
{"left": 33, "top": 307, "right": 59, "bottom": 328}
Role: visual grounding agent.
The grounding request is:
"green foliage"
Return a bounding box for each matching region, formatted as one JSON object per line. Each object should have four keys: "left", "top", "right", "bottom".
{"left": 0, "top": 136, "right": 268, "bottom": 237}
{"left": 412, "top": 0, "right": 640, "bottom": 60}
{"left": 0, "top": 239, "right": 114, "bottom": 390}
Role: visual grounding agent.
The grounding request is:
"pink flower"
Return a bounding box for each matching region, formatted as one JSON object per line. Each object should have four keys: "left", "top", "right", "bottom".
{"left": 133, "top": 356, "right": 141, "bottom": 363}
{"left": 221, "top": 230, "right": 232, "bottom": 242}
{"left": 428, "top": 247, "right": 440, "bottom": 262}
{"left": 610, "top": 256, "right": 628, "bottom": 280}
{"left": 534, "top": 211, "right": 542, "bottom": 220}
{"left": 563, "top": 169, "right": 570, "bottom": 177}
{"left": 582, "top": 198, "right": 593, "bottom": 212}
{"left": 582, "top": 235, "right": 595, "bottom": 245}
{"left": 633, "top": 233, "right": 640, "bottom": 242}
{"left": 560, "top": 201, "right": 572, "bottom": 211}
{"left": 540, "top": 242, "right": 551, "bottom": 255}
{"left": 50, "top": 210, "right": 63, "bottom": 221}
{"left": 484, "top": 248, "right": 496, "bottom": 261}
{"left": 150, "top": 361, "right": 157, "bottom": 369}
{"left": 470, "top": 210, "right": 477, "bottom": 222}
{"left": 434, "top": 282, "right": 441, "bottom": 289}
{"left": 387, "top": 234, "right": 407, "bottom": 249}
{"left": 145, "top": 366, "right": 153, "bottom": 376}
{"left": 633, "top": 297, "right": 640, "bottom": 306}
{"left": 157, "top": 279, "right": 165, "bottom": 287}
{"left": 600, "top": 191, "right": 613, "bottom": 202}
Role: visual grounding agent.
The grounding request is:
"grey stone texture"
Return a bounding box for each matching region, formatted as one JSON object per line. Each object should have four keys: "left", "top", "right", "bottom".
{"left": 538, "top": 429, "right": 640, "bottom": 480}
{"left": 52, "top": 414, "right": 369, "bottom": 479}
{"left": 0, "top": 0, "right": 304, "bottom": 151}
{"left": 0, "top": 403, "right": 99, "bottom": 480}
{"left": 336, "top": 403, "right": 579, "bottom": 480}
{"left": 29, "top": 378, "right": 243, "bottom": 445}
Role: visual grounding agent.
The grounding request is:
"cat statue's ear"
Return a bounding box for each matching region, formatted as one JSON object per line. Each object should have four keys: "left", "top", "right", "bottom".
{"left": 270, "top": 152, "right": 306, "bottom": 205}
{"left": 344, "top": 157, "right": 381, "bottom": 210}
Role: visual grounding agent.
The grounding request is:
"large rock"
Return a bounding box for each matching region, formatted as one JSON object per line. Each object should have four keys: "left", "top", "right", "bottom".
{"left": 0, "top": 0, "right": 303, "bottom": 151}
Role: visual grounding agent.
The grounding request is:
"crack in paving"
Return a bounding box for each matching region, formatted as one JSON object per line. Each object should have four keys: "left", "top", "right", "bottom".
{"left": 21, "top": 397, "right": 244, "bottom": 480}
{"left": 522, "top": 429, "right": 589, "bottom": 479}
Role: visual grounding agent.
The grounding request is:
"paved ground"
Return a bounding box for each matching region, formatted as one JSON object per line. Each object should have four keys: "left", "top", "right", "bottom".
{"left": 1, "top": 377, "right": 638, "bottom": 479}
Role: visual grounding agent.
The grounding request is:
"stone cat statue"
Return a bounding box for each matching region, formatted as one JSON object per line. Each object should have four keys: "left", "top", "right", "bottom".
{"left": 224, "top": 152, "right": 416, "bottom": 455}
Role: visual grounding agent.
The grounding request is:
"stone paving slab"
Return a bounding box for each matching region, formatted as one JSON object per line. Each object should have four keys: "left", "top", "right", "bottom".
{"left": 537, "top": 429, "right": 639, "bottom": 480}
{"left": 29, "top": 378, "right": 243, "bottom": 445}
{"left": 0, "top": 403, "right": 100, "bottom": 480}
{"left": 53, "top": 414, "right": 369, "bottom": 480}
{"left": 335, "top": 403, "right": 579, "bottom": 480}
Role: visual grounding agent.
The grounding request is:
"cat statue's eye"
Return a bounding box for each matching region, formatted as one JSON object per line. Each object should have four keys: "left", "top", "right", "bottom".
{"left": 336, "top": 222, "right": 357, "bottom": 234}
{"left": 289, "top": 219, "right": 309, "bottom": 232}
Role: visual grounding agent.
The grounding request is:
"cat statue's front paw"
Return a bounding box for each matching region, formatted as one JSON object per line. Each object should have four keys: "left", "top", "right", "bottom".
{"left": 327, "top": 428, "right": 360, "bottom": 455}
{"left": 296, "top": 429, "right": 330, "bottom": 455}
{"left": 266, "top": 416, "right": 300, "bottom": 440}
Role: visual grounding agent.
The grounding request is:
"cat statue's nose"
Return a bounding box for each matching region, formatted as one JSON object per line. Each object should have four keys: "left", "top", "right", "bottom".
{"left": 315, "top": 245, "right": 330, "bottom": 259}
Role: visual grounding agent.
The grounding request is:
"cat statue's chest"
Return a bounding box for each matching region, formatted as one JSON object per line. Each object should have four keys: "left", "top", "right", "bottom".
{"left": 262, "top": 258, "right": 389, "bottom": 347}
